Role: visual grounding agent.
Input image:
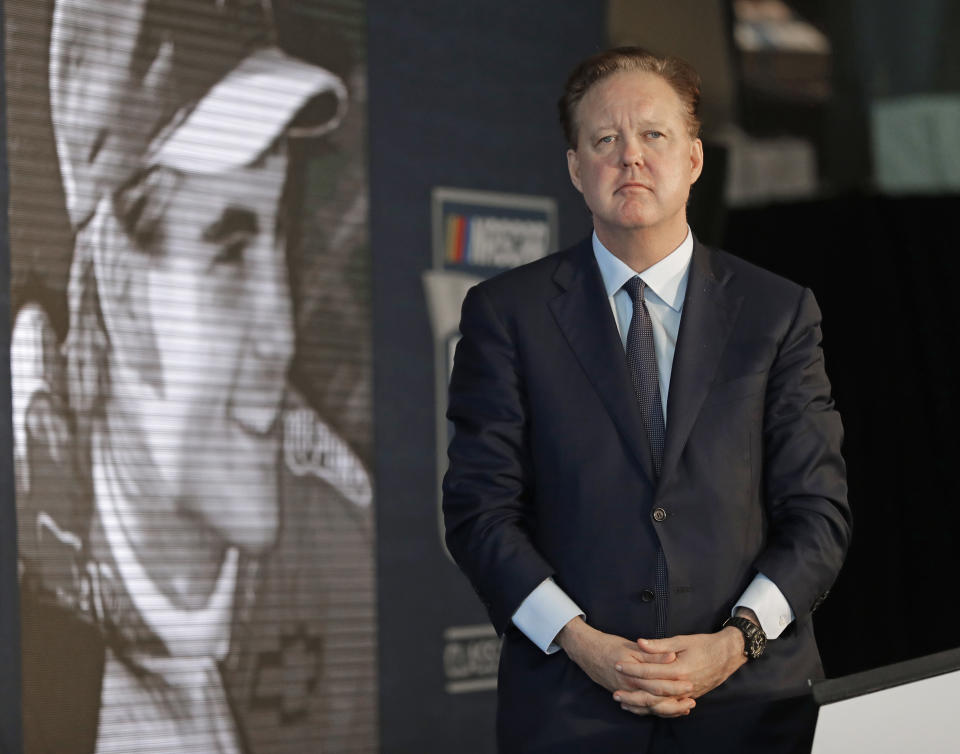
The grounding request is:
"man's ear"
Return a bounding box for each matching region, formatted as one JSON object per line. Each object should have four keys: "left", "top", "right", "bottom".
{"left": 689, "top": 138, "right": 704, "bottom": 186}
{"left": 567, "top": 148, "right": 583, "bottom": 193}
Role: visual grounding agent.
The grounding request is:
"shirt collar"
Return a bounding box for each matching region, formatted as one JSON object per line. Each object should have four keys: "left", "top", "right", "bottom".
{"left": 591, "top": 228, "right": 693, "bottom": 313}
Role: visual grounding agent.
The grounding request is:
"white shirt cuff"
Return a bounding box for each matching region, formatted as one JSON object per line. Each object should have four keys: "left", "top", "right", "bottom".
{"left": 734, "top": 572, "right": 795, "bottom": 639}
{"left": 511, "top": 578, "right": 584, "bottom": 654}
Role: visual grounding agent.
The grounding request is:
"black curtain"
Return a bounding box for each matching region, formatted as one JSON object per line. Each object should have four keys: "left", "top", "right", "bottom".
{"left": 724, "top": 194, "right": 960, "bottom": 677}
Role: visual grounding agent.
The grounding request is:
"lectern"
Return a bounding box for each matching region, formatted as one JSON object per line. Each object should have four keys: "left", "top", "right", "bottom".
{"left": 811, "top": 647, "right": 960, "bottom": 753}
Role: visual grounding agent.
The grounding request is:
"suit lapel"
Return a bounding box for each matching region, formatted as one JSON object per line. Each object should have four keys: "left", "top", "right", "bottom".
{"left": 661, "top": 240, "right": 743, "bottom": 486}
{"left": 548, "top": 241, "right": 656, "bottom": 484}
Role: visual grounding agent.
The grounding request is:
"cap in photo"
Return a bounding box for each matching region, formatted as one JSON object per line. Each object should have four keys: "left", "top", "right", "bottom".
{"left": 146, "top": 46, "right": 347, "bottom": 175}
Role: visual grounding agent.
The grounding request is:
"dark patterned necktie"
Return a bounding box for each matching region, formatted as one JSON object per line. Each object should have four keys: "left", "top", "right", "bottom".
{"left": 623, "top": 276, "right": 668, "bottom": 637}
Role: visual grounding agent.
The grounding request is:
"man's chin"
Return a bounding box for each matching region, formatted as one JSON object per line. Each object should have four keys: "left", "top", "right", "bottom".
{"left": 179, "top": 467, "right": 280, "bottom": 552}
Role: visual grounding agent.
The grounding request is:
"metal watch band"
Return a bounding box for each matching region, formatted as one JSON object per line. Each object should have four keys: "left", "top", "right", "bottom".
{"left": 722, "top": 615, "right": 767, "bottom": 660}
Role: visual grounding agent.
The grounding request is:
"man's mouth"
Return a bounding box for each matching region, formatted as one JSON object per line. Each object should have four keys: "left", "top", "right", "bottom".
{"left": 617, "top": 182, "right": 652, "bottom": 193}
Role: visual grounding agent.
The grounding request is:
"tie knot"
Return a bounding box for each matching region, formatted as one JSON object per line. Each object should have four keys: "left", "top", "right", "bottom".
{"left": 624, "top": 275, "right": 646, "bottom": 303}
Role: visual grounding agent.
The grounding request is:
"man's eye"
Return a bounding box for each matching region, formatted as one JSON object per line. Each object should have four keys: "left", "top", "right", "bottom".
{"left": 598, "top": 135, "right": 616, "bottom": 145}
{"left": 203, "top": 207, "right": 259, "bottom": 266}
{"left": 646, "top": 131, "right": 663, "bottom": 139}
{"left": 213, "top": 232, "right": 252, "bottom": 265}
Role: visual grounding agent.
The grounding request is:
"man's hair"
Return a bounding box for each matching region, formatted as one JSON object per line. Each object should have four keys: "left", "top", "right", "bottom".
{"left": 558, "top": 46, "right": 702, "bottom": 149}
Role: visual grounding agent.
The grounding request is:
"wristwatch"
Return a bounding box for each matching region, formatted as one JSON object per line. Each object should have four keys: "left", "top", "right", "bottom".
{"left": 722, "top": 616, "right": 767, "bottom": 660}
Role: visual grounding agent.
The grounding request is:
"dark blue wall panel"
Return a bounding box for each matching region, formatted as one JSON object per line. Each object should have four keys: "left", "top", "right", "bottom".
{"left": 368, "top": 3, "right": 603, "bottom": 750}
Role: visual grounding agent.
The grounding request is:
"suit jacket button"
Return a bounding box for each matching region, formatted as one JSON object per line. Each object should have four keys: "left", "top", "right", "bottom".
{"left": 640, "top": 589, "right": 655, "bottom": 602}
{"left": 652, "top": 507, "right": 667, "bottom": 522}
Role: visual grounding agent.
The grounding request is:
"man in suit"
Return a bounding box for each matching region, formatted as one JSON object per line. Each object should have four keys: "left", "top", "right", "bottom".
{"left": 443, "top": 47, "right": 851, "bottom": 753}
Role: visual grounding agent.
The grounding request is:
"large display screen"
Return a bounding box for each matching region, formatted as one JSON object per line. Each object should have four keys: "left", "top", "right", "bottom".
{"left": 4, "top": 1, "right": 375, "bottom": 751}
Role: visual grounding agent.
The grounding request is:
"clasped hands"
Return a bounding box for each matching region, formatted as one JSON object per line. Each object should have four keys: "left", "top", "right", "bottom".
{"left": 556, "top": 616, "right": 747, "bottom": 718}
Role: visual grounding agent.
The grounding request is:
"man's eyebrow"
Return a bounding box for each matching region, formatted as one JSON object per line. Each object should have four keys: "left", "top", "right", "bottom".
{"left": 202, "top": 206, "right": 259, "bottom": 243}
{"left": 633, "top": 118, "right": 671, "bottom": 130}
{"left": 588, "top": 119, "right": 671, "bottom": 134}
{"left": 588, "top": 122, "right": 616, "bottom": 133}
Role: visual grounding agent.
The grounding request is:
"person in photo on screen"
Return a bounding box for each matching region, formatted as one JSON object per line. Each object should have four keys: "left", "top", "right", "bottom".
{"left": 12, "top": 1, "right": 374, "bottom": 752}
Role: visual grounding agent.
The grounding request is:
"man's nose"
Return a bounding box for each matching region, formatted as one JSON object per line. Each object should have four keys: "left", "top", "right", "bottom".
{"left": 621, "top": 136, "right": 644, "bottom": 167}
{"left": 257, "top": 290, "right": 295, "bottom": 366}
{"left": 252, "top": 244, "right": 295, "bottom": 367}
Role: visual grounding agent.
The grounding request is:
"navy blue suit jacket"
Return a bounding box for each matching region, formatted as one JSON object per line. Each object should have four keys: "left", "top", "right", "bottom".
{"left": 443, "top": 237, "right": 851, "bottom": 752}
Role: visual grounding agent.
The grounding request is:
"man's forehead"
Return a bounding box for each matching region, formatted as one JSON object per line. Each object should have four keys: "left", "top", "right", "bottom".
{"left": 583, "top": 70, "right": 680, "bottom": 106}
{"left": 579, "top": 77, "right": 685, "bottom": 127}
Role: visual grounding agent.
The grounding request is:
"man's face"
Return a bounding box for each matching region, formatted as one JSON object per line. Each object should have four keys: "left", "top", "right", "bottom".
{"left": 566, "top": 70, "right": 703, "bottom": 245}
{"left": 109, "top": 150, "right": 293, "bottom": 552}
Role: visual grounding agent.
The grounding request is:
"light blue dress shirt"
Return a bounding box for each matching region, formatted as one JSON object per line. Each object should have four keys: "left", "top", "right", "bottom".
{"left": 512, "top": 229, "right": 795, "bottom": 653}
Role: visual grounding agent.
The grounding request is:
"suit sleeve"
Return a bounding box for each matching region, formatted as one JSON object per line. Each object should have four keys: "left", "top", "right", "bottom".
{"left": 442, "top": 284, "right": 555, "bottom": 635}
{"left": 753, "top": 287, "right": 852, "bottom": 620}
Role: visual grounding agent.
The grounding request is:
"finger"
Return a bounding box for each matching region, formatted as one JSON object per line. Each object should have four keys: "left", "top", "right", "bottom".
{"left": 614, "top": 660, "right": 685, "bottom": 681}
{"left": 613, "top": 647, "right": 676, "bottom": 669}
{"left": 636, "top": 637, "right": 680, "bottom": 653}
{"left": 635, "top": 650, "right": 677, "bottom": 664}
{"left": 621, "top": 702, "right": 693, "bottom": 718}
{"left": 649, "top": 697, "right": 696, "bottom": 718}
{"left": 612, "top": 689, "right": 662, "bottom": 713}
{"left": 617, "top": 693, "right": 695, "bottom": 718}
{"left": 616, "top": 677, "right": 694, "bottom": 697}
{"left": 613, "top": 687, "right": 691, "bottom": 708}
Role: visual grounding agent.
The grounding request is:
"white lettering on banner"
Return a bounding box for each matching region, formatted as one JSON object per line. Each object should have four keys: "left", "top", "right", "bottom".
{"left": 467, "top": 217, "right": 550, "bottom": 268}
{"left": 442, "top": 624, "right": 501, "bottom": 694}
